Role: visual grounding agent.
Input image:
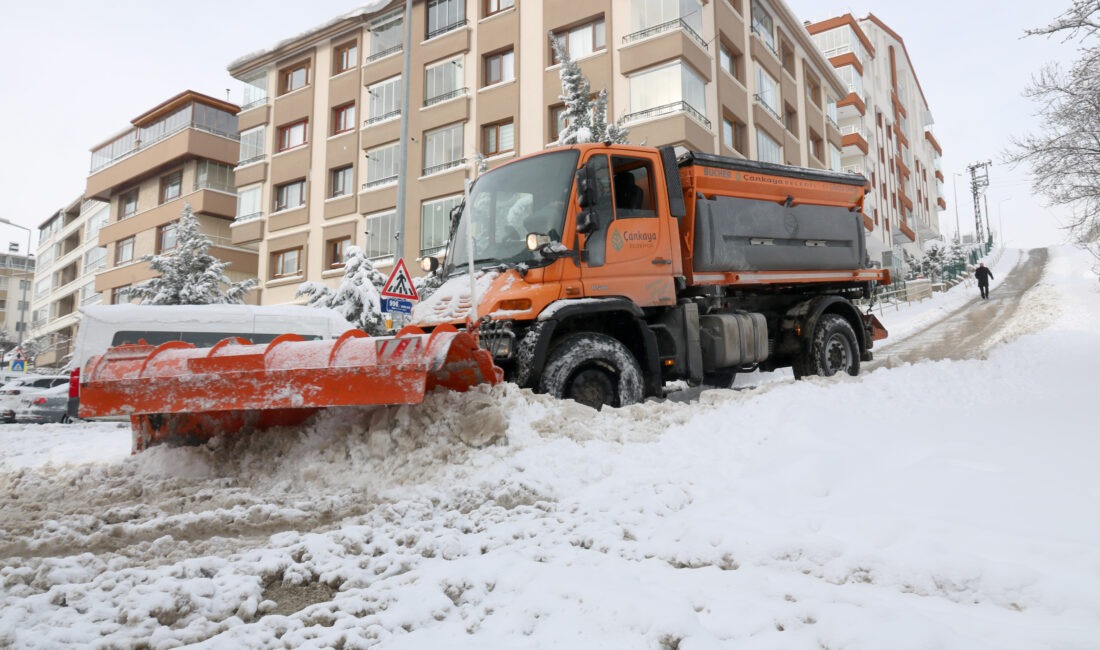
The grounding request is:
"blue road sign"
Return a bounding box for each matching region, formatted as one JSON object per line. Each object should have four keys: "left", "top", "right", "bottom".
{"left": 381, "top": 297, "right": 413, "bottom": 314}
{"left": 10, "top": 360, "right": 25, "bottom": 372}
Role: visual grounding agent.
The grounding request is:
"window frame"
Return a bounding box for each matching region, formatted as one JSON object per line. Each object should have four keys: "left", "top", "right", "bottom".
{"left": 279, "top": 60, "right": 311, "bottom": 95}
{"left": 333, "top": 41, "right": 358, "bottom": 75}
{"left": 159, "top": 170, "right": 182, "bottom": 204}
{"left": 278, "top": 119, "right": 309, "bottom": 152}
{"left": 274, "top": 179, "right": 306, "bottom": 212}
{"left": 115, "top": 236, "right": 135, "bottom": 265}
{"left": 111, "top": 285, "right": 131, "bottom": 305}
{"left": 550, "top": 17, "right": 606, "bottom": 64}
{"left": 270, "top": 247, "right": 303, "bottom": 279}
{"left": 483, "top": 48, "right": 515, "bottom": 87}
{"left": 482, "top": 119, "right": 515, "bottom": 156}
{"left": 119, "top": 188, "right": 138, "bottom": 219}
{"left": 365, "top": 210, "right": 397, "bottom": 260}
{"left": 484, "top": 0, "right": 514, "bottom": 17}
{"left": 326, "top": 236, "right": 351, "bottom": 268}
{"left": 332, "top": 102, "right": 356, "bottom": 135}
{"left": 157, "top": 221, "right": 179, "bottom": 253}
{"left": 329, "top": 165, "right": 354, "bottom": 198}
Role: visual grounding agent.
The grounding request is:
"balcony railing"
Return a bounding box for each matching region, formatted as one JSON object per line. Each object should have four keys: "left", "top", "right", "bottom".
{"left": 753, "top": 94, "right": 782, "bottom": 123}
{"left": 622, "top": 18, "right": 707, "bottom": 50}
{"left": 423, "top": 158, "right": 467, "bottom": 176}
{"left": 363, "top": 176, "right": 398, "bottom": 189}
{"left": 751, "top": 25, "right": 779, "bottom": 57}
{"left": 424, "top": 88, "right": 467, "bottom": 107}
{"left": 238, "top": 154, "right": 265, "bottom": 167}
{"left": 623, "top": 101, "right": 711, "bottom": 129}
{"left": 233, "top": 212, "right": 264, "bottom": 223}
{"left": 239, "top": 98, "right": 267, "bottom": 112}
{"left": 364, "top": 109, "right": 401, "bottom": 126}
{"left": 90, "top": 113, "right": 240, "bottom": 173}
{"left": 367, "top": 45, "right": 402, "bottom": 63}
{"left": 426, "top": 18, "right": 467, "bottom": 40}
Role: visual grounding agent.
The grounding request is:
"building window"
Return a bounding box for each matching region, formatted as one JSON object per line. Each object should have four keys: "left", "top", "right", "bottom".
{"left": 427, "top": 0, "right": 465, "bottom": 38}
{"left": 423, "top": 123, "right": 464, "bottom": 175}
{"left": 485, "top": 0, "right": 514, "bottom": 16}
{"left": 750, "top": 1, "right": 775, "bottom": 52}
{"left": 483, "top": 120, "right": 514, "bottom": 156}
{"left": 115, "top": 237, "right": 135, "bottom": 265}
{"left": 330, "top": 165, "right": 354, "bottom": 198}
{"left": 806, "top": 76, "right": 822, "bottom": 108}
{"left": 551, "top": 17, "right": 606, "bottom": 63}
{"left": 236, "top": 184, "right": 263, "bottom": 221}
{"left": 327, "top": 236, "right": 351, "bottom": 268}
{"left": 84, "top": 247, "right": 107, "bottom": 272}
{"left": 278, "top": 119, "right": 308, "bottom": 152}
{"left": 157, "top": 222, "right": 178, "bottom": 253}
{"left": 195, "top": 160, "right": 235, "bottom": 192}
{"left": 279, "top": 60, "right": 310, "bottom": 95}
{"left": 809, "top": 130, "right": 824, "bottom": 162}
{"left": 779, "top": 38, "right": 795, "bottom": 76}
{"left": 240, "top": 70, "right": 267, "bottom": 110}
{"left": 421, "top": 195, "right": 462, "bottom": 255}
{"left": 119, "top": 189, "right": 138, "bottom": 219}
{"left": 755, "top": 63, "right": 780, "bottom": 119}
{"left": 783, "top": 102, "right": 797, "bottom": 133}
{"left": 332, "top": 102, "right": 356, "bottom": 135}
{"left": 367, "top": 76, "right": 402, "bottom": 124}
{"left": 159, "top": 171, "right": 182, "bottom": 204}
{"left": 719, "top": 42, "right": 743, "bottom": 83}
{"left": 550, "top": 104, "right": 570, "bottom": 141}
{"left": 271, "top": 247, "right": 302, "bottom": 279}
{"left": 627, "top": 60, "right": 707, "bottom": 125}
{"left": 365, "top": 211, "right": 397, "bottom": 259}
{"left": 483, "top": 48, "right": 514, "bottom": 86}
{"left": 756, "top": 128, "right": 782, "bottom": 164}
{"left": 275, "top": 179, "right": 306, "bottom": 212}
{"left": 111, "top": 285, "right": 131, "bottom": 305}
{"left": 369, "top": 11, "right": 403, "bottom": 60}
{"left": 366, "top": 142, "right": 400, "bottom": 187}
{"left": 723, "top": 115, "right": 746, "bottom": 154}
{"left": 425, "top": 55, "right": 464, "bottom": 105}
{"left": 333, "top": 41, "right": 358, "bottom": 75}
{"left": 239, "top": 125, "right": 266, "bottom": 165}
{"left": 629, "top": 0, "right": 703, "bottom": 35}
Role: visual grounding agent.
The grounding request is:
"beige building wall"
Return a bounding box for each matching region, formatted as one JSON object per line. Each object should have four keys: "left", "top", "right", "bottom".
{"left": 229, "top": 0, "right": 851, "bottom": 305}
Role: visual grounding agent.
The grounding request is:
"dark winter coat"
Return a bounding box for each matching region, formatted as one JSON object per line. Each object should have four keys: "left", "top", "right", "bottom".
{"left": 975, "top": 266, "right": 993, "bottom": 286}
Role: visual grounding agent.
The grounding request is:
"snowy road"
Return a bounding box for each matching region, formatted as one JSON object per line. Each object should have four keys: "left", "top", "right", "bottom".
{"left": 869, "top": 247, "right": 1050, "bottom": 367}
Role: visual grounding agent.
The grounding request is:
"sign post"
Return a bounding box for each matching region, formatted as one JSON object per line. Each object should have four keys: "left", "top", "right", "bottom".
{"left": 381, "top": 259, "right": 420, "bottom": 330}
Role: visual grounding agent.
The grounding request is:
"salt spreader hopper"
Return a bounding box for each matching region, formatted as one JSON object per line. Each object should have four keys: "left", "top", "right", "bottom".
{"left": 78, "top": 325, "right": 502, "bottom": 452}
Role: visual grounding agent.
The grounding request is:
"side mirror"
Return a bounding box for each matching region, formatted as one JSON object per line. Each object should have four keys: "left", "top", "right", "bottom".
{"left": 420, "top": 256, "right": 440, "bottom": 273}
{"left": 576, "top": 210, "right": 597, "bottom": 235}
{"left": 575, "top": 165, "right": 599, "bottom": 208}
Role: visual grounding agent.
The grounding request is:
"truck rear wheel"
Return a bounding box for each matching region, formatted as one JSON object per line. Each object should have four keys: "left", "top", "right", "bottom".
{"left": 539, "top": 333, "right": 644, "bottom": 409}
{"left": 793, "top": 314, "right": 860, "bottom": 379}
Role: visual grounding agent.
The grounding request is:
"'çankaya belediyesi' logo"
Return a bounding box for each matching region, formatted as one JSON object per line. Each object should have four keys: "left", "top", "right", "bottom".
{"left": 611, "top": 228, "right": 658, "bottom": 251}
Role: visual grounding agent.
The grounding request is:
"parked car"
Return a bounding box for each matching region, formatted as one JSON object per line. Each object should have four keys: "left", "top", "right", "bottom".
{"left": 0, "top": 375, "right": 70, "bottom": 423}
{"left": 13, "top": 384, "right": 73, "bottom": 424}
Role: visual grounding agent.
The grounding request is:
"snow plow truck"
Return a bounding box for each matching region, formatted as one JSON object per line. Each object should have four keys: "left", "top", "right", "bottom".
{"left": 79, "top": 144, "right": 889, "bottom": 452}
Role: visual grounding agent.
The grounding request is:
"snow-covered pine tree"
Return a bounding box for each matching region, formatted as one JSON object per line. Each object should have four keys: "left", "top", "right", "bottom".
{"left": 127, "top": 204, "right": 256, "bottom": 305}
{"left": 296, "top": 245, "right": 389, "bottom": 335}
{"left": 549, "top": 34, "right": 628, "bottom": 145}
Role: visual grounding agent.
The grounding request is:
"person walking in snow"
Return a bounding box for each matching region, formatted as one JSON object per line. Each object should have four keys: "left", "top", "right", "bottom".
{"left": 974, "top": 262, "right": 993, "bottom": 300}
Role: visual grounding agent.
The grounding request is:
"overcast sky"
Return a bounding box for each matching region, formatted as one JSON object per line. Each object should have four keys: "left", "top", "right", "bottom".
{"left": 0, "top": 1, "right": 1082, "bottom": 251}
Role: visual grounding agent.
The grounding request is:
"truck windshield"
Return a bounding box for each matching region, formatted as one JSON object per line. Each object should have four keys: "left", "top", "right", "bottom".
{"left": 447, "top": 149, "right": 580, "bottom": 272}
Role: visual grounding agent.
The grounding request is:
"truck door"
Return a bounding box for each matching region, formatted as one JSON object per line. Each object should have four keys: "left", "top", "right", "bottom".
{"left": 579, "top": 152, "right": 677, "bottom": 307}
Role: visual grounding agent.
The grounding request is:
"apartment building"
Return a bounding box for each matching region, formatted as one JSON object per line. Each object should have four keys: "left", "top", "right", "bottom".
{"left": 0, "top": 251, "right": 34, "bottom": 355}
{"left": 806, "top": 13, "right": 945, "bottom": 274}
{"left": 227, "top": 0, "right": 853, "bottom": 304}
{"left": 27, "top": 197, "right": 109, "bottom": 367}
{"left": 85, "top": 90, "right": 257, "bottom": 305}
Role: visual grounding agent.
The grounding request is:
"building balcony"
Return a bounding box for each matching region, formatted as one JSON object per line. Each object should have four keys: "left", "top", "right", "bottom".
{"left": 98, "top": 189, "right": 236, "bottom": 245}
{"left": 937, "top": 196, "right": 947, "bottom": 209}
{"left": 837, "top": 91, "right": 866, "bottom": 116}
{"left": 624, "top": 101, "right": 711, "bottom": 130}
{"left": 841, "top": 131, "right": 869, "bottom": 155}
{"left": 87, "top": 128, "right": 240, "bottom": 200}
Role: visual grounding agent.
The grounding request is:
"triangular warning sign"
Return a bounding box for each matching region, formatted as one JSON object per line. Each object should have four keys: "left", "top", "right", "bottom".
{"left": 381, "top": 258, "right": 419, "bottom": 300}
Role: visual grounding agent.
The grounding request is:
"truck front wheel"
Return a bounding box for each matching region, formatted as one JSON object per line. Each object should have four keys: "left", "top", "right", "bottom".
{"left": 793, "top": 314, "right": 860, "bottom": 379}
{"left": 539, "top": 333, "right": 644, "bottom": 409}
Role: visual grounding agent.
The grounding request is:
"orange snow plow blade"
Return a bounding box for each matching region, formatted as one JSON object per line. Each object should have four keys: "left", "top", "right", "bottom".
{"left": 78, "top": 325, "right": 502, "bottom": 452}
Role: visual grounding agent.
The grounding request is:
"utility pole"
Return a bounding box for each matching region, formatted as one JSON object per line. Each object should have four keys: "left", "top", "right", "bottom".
{"left": 967, "top": 160, "right": 991, "bottom": 245}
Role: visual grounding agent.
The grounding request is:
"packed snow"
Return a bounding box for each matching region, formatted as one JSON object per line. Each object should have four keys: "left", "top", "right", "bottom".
{"left": 2, "top": 245, "right": 1098, "bottom": 649}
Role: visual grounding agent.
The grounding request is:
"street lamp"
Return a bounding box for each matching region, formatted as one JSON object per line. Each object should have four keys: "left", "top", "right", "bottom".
{"left": 952, "top": 172, "right": 963, "bottom": 242}
{"left": 0, "top": 217, "right": 33, "bottom": 350}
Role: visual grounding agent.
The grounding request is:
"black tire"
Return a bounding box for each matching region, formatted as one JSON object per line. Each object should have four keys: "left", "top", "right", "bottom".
{"left": 538, "top": 333, "right": 644, "bottom": 409}
{"left": 60, "top": 414, "right": 73, "bottom": 424}
{"left": 793, "top": 314, "right": 860, "bottom": 379}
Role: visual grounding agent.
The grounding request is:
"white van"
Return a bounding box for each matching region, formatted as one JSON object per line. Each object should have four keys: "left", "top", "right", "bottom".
{"left": 68, "top": 304, "right": 353, "bottom": 419}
